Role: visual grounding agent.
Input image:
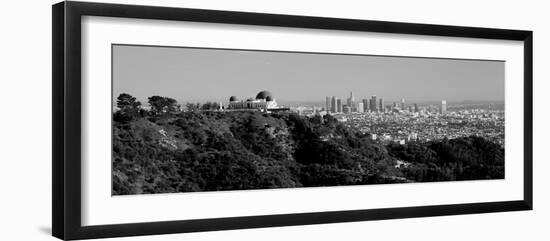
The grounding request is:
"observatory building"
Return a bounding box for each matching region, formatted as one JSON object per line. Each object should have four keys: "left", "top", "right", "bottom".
{"left": 227, "top": 90, "right": 287, "bottom": 112}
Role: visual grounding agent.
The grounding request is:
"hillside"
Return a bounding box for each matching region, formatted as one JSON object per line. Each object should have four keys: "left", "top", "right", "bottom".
{"left": 112, "top": 111, "right": 504, "bottom": 195}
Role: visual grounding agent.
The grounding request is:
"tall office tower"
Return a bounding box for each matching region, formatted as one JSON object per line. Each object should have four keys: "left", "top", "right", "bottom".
{"left": 330, "top": 96, "right": 337, "bottom": 113}
{"left": 379, "top": 98, "right": 384, "bottom": 113}
{"left": 440, "top": 100, "right": 447, "bottom": 114}
{"left": 401, "top": 98, "right": 406, "bottom": 110}
{"left": 393, "top": 102, "right": 398, "bottom": 108}
{"left": 408, "top": 106, "right": 413, "bottom": 112}
{"left": 357, "top": 102, "right": 364, "bottom": 113}
{"left": 362, "top": 99, "right": 369, "bottom": 112}
{"left": 326, "top": 96, "right": 331, "bottom": 112}
{"left": 370, "top": 95, "right": 377, "bottom": 112}
{"left": 336, "top": 98, "right": 343, "bottom": 113}
{"left": 347, "top": 91, "right": 355, "bottom": 108}
{"left": 414, "top": 103, "right": 419, "bottom": 113}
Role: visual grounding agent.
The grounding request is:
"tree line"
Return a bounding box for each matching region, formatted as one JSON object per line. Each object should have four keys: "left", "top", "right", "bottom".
{"left": 114, "top": 93, "right": 221, "bottom": 122}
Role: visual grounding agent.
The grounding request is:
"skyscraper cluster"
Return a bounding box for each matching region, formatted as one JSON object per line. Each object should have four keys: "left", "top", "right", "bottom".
{"left": 324, "top": 91, "right": 448, "bottom": 115}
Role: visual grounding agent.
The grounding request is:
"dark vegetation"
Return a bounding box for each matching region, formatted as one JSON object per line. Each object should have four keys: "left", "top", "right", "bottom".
{"left": 112, "top": 94, "right": 505, "bottom": 195}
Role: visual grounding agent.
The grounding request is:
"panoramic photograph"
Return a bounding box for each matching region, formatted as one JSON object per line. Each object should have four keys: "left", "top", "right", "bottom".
{"left": 111, "top": 44, "right": 505, "bottom": 195}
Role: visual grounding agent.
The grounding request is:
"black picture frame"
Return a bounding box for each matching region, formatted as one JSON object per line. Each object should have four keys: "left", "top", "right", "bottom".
{"left": 52, "top": 1, "right": 533, "bottom": 240}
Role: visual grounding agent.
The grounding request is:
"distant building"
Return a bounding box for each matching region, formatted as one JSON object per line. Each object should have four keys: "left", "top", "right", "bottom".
{"left": 379, "top": 98, "right": 384, "bottom": 113}
{"left": 347, "top": 91, "right": 355, "bottom": 108}
{"left": 401, "top": 98, "right": 406, "bottom": 110}
{"left": 362, "top": 99, "right": 369, "bottom": 112}
{"left": 343, "top": 105, "right": 352, "bottom": 113}
{"left": 370, "top": 95, "right": 377, "bottom": 112}
{"left": 357, "top": 102, "right": 364, "bottom": 113}
{"left": 414, "top": 103, "right": 419, "bottom": 113}
{"left": 336, "top": 98, "right": 343, "bottom": 113}
{"left": 331, "top": 96, "right": 337, "bottom": 113}
{"left": 440, "top": 100, "right": 447, "bottom": 114}
{"left": 326, "top": 96, "right": 331, "bottom": 112}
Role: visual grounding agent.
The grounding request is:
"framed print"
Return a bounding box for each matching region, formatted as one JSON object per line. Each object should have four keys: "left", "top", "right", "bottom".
{"left": 52, "top": 1, "right": 533, "bottom": 240}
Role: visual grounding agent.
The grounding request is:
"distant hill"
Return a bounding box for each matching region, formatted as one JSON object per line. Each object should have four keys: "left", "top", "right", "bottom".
{"left": 112, "top": 111, "right": 504, "bottom": 195}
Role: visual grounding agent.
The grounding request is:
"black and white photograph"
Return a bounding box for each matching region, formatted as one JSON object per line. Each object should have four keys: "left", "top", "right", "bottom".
{"left": 111, "top": 44, "right": 505, "bottom": 195}
{"left": 0, "top": 0, "right": 544, "bottom": 240}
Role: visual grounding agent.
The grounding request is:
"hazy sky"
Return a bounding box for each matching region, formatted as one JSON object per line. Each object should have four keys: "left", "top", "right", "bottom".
{"left": 112, "top": 44, "right": 504, "bottom": 104}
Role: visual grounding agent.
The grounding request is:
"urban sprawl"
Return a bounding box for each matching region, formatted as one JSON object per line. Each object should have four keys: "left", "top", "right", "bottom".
{"left": 293, "top": 92, "right": 504, "bottom": 147}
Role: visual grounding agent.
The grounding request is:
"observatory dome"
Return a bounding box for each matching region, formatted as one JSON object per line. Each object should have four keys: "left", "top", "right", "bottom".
{"left": 255, "top": 90, "right": 273, "bottom": 100}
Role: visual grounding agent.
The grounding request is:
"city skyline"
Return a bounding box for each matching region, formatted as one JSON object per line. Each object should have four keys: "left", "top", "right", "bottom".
{"left": 113, "top": 45, "right": 505, "bottom": 104}
{"left": 324, "top": 91, "right": 449, "bottom": 114}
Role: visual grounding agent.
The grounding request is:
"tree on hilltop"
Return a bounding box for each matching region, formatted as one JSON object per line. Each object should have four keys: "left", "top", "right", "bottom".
{"left": 114, "top": 93, "right": 141, "bottom": 122}
{"left": 186, "top": 102, "right": 201, "bottom": 112}
{"left": 148, "top": 96, "right": 178, "bottom": 115}
{"left": 201, "top": 102, "right": 220, "bottom": 110}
